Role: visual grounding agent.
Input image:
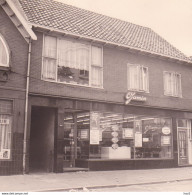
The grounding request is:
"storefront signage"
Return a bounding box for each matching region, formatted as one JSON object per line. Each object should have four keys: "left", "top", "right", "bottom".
{"left": 0, "top": 119, "right": 9, "bottom": 125}
{"left": 162, "top": 127, "right": 171, "bottom": 135}
{"left": 125, "top": 92, "right": 147, "bottom": 105}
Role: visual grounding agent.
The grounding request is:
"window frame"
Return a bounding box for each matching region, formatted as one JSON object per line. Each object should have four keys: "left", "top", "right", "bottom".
{"left": 41, "top": 34, "right": 103, "bottom": 89}
{"left": 0, "top": 99, "right": 13, "bottom": 161}
{"left": 0, "top": 34, "right": 10, "bottom": 68}
{"left": 163, "top": 71, "right": 182, "bottom": 98}
{"left": 127, "top": 64, "right": 149, "bottom": 93}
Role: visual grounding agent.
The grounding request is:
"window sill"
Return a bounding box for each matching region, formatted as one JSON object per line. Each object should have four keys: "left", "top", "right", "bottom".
{"left": 164, "top": 94, "right": 182, "bottom": 98}
{"left": 127, "top": 89, "right": 149, "bottom": 94}
{"left": 42, "top": 78, "right": 105, "bottom": 90}
{"left": 0, "top": 66, "right": 10, "bottom": 71}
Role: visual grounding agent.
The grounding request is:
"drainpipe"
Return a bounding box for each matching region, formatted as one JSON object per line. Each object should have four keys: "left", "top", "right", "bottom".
{"left": 23, "top": 38, "right": 32, "bottom": 174}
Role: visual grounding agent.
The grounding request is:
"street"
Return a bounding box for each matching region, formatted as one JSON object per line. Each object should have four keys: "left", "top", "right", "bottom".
{"left": 93, "top": 180, "right": 192, "bottom": 192}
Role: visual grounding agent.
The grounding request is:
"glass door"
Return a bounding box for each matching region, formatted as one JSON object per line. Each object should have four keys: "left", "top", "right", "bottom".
{"left": 63, "top": 113, "right": 76, "bottom": 168}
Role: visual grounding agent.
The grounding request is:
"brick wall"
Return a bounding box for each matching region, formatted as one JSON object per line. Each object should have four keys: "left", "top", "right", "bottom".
{"left": 29, "top": 30, "right": 192, "bottom": 111}
{"left": 0, "top": 7, "right": 27, "bottom": 175}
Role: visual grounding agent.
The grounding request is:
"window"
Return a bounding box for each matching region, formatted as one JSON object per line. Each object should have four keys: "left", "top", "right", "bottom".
{"left": 0, "top": 34, "right": 9, "bottom": 67}
{"left": 65, "top": 111, "right": 173, "bottom": 160}
{"left": 0, "top": 100, "right": 12, "bottom": 160}
{"left": 127, "top": 64, "right": 149, "bottom": 92}
{"left": 42, "top": 35, "right": 103, "bottom": 88}
{"left": 164, "top": 71, "right": 182, "bottom": 97}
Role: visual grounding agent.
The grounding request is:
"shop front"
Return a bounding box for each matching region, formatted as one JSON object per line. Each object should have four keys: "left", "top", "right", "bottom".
{"left": 28, "top": 96, "right": 192, "bottom": 173}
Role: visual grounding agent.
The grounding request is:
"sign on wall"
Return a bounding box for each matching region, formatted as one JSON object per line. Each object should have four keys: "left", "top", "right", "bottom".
{"left": 125, "top": 92, "right": 147, "bottom": 105}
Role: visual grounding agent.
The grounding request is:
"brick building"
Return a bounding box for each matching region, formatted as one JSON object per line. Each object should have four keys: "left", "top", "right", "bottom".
{"left": 1, "top": 0, "right": 192, "bottom": 175}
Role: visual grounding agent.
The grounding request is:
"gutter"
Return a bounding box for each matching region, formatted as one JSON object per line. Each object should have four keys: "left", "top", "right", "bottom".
{"left": 23, "top": 38, "right": 32, "bottom": 174}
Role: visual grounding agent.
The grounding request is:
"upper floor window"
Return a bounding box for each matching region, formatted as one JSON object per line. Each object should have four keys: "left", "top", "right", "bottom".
{"left": 0, "top": 35, "right": 9, "bottom": 67}
{"left": 164, "top": 71, "right": 182, "bottom": 97}
{"left": 127, "top": 64, "right": 149, "bottom": 92}
{"left": 42, "top": 35, "right": 103, "bottom": 88}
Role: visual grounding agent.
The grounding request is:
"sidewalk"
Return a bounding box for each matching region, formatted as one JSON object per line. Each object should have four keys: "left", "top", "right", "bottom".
{"left": 0, "top": 167, "right": 192, "bottom": 192}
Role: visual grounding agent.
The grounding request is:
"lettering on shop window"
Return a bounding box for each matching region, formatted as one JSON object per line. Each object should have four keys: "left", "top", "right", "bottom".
{"left": 125, "top": 92, "right": 147, "bottom": 105}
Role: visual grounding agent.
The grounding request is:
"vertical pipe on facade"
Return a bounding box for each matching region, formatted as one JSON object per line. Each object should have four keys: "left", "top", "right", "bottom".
{"left": 23, "top": 38, "right": 32, "bottom": 174}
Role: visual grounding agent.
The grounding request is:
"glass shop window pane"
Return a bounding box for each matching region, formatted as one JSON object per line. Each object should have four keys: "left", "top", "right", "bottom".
{"left": 135, "top": 117, "right": 173, "bottom": 159}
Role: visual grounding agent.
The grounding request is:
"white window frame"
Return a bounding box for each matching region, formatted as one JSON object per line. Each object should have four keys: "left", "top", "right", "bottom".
{"left": 127, "top": 64, "right": 149, "bottom": 92}
{"left": 163, "top": 71, "right": 182, "bottom": 97}
{"left": 0, "top": 34, "right": 10, "bottom": 67}
{"left": 42, "top": 35, "right": 103, "bottom": 88}
{"left": 0, "top": 100, "right": 13, "bottom": 160}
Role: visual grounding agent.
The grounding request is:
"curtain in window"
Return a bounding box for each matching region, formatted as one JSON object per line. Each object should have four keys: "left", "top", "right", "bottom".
{"left": 0, "top": 38, "right": 8, "bottom": 66}
{"left": 128, "top": 65, "right": 138, "bottom": 90}
{"left": 91, "top": 46, "right": 102, "bottom": 87}
{"left": 140, "top": 67, "right": 148, "bottom": 91}
{"left": 164, "top": 72, "right": 181, "bottom": 96}
{"left": 43, "top": 58, "right": 56, "bottom": 80}
{"left": 58, "top": 40, "right": 89, "bottom": 71}
{"left": 0, "top": 115, "right": 11, "bottom": 159}
{"left": 164, "top": 72, "right": 172, "bottom": 95}
{"left": 44, "top": 36, "right": 57, "bottom": 58}
{"left": 91, "top": 66, "right": 102, "bottom": 87}
{"left": 92, "top": 46, "right": 102, "bottom": 66}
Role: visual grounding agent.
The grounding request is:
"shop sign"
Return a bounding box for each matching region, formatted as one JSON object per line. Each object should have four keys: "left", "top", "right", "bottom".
{"left": 0, "top": 119, "right": 9, "bottom": 125}
{"left": 162, "top": 127, "right": 171, "bottom": 135}
{"left": 125, "top": 92, "right": 147, "bottom": 105}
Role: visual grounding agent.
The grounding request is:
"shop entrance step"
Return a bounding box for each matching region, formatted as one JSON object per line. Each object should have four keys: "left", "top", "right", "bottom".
{"left": 63, "top": 167, "right": 89, "bottom": 172}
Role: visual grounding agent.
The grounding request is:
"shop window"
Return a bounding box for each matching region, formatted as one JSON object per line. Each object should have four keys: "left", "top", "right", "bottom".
{"left": 88, "top": 112, "right": 173, "bottom": 160}
{"left": 127, "top": 64, "right": 149, "bottom": 92}
{"left": 164, "top": 71, "right": 182, "bottom": 97}
{"left": 0, "top": 100, "right": 12, "bottom": 160}
{"left": 42, "top": 35, "right": 103, "bottom": 88}
{"left": 0, "top": 34, "right": 9, "bottom": 68}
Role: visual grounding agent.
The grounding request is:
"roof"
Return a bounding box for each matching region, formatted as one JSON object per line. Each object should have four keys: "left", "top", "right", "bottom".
{"left": 18, "top": 0, "right": 189, "bottom": 62}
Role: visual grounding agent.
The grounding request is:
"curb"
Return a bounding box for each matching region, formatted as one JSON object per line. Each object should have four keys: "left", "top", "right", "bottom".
{"left": 38, "top": 178, "right": 192, "bottom": 192}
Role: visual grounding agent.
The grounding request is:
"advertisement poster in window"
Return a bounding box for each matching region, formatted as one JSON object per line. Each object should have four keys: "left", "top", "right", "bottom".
{"left": 123, "top": 128, "right": 133, "bottom": 139}
{"left": 90, "top": 112, "right": 100, "bottom": 145}
{"left": 90, "top": 130, "right": 100, "bottom": 144}
{"left": 161, "top": 136, "right": 171, "bottom": 145}
{"left": 135, "top": 132, "right": 142, "bottom": 147}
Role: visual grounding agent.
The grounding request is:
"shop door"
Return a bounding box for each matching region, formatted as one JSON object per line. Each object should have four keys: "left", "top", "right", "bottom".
{"left": 63, "top": 113, "right": 77, "bottom": 168}
{"left": 178, "top": 129, "right": 188, "bottom": 165}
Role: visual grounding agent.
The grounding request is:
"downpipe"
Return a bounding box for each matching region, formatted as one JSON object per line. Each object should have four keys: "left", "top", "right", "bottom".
{"left": 23, "top": 38, "right": 32, "bottom": 174}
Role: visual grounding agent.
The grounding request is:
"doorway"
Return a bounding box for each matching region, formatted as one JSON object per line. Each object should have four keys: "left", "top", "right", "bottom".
{"left": 177, "top": 119, "right": 192, "bottom": 166}
{"left": 29, "top": 106, "right": 56, "bottom": 173}
{"left": 63, "top": 111, "right": 90, "bottom": 171}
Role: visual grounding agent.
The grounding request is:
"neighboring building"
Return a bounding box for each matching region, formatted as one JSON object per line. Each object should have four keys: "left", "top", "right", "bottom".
{"left": 0, "top": 0, "right": 192, "bottom": 175}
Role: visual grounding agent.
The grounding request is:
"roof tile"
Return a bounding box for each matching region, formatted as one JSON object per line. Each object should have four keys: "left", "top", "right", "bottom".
{"left": 18, "top": 0, "right": 189, "bottom": 61}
